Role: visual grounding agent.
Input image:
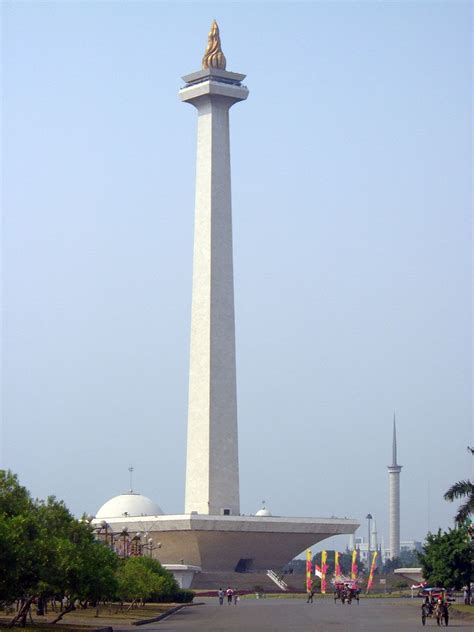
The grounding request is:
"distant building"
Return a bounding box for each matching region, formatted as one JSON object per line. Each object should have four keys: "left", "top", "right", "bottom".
{"left": 399, "top": 540, "right": 423, "bottom": 555}
{"left": 348, "top": 535, "right": 422, "bottom": 564}
{"left": 388, "top": 417, "right": 402, "bottom": 558}
{"left": 346, "top": 420, "right": 422, "bottom": 567}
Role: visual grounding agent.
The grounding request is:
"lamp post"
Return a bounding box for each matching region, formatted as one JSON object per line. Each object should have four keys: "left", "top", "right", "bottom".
{"left": 91, "top": 523, "right": 163, "bottom": 559}
{"left": 141, "top": 534, "right": 162, "bottom": 558}
{"left": 119, "top": 527, "right": 130, "bottom": 557}
{"left": 131, "top": 532, "right": 142, "bottom": 557}
{"left": 99, "top": 520, "right": 112, "bottom": 546}
{"left": 366, "top": 513, "right": 373, "bottom": 570}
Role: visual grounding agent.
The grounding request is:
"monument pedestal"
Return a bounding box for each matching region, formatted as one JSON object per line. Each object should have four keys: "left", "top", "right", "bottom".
{"left": 93, "top": 513, "right": 359, "bottom": 571}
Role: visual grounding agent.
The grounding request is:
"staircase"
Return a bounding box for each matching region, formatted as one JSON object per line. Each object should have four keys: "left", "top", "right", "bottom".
{"left": 191, "top": 571, "right": 305, "bottom": 593}
{"left": 266, "top": 569, "right": 289, "bottom": 591}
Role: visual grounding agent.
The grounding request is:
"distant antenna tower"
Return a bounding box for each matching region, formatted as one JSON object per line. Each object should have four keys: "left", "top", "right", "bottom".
{"left": 128, "top": 466, "right": 134, "bottom": 492}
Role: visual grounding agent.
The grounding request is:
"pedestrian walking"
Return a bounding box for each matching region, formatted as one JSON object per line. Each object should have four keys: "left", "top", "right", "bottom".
{"left": 226, "top": 586, "right": 233, "bottom": 604}
{"left": 218, "top": 588, "right": 224, "bottom": 605}
{"left": 233, "top": 590, "right": 239, "bottom": 604}
{"left": 307, "top": 587, "right": 315, "bottom": 603}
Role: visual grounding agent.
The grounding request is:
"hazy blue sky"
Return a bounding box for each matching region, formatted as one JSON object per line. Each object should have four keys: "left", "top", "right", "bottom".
{"left": 2, "top": 1, "right": 472, "bottom": 551}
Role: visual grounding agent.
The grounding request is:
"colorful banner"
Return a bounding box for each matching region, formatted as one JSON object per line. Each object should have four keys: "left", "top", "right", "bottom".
{"left": 306, "top": 549, "right": 312, "bottom": 592}
{"left": 366, "top": 551, "right": 378, "bottom": 593}
{"left": 351, "top": 549, "right": 358, "bottom": 580}
{"left": 321, "top": 550, "right": 328, "bottom": 594}
{"left": 335, "top": 551, "right": 341, "bottom": 579}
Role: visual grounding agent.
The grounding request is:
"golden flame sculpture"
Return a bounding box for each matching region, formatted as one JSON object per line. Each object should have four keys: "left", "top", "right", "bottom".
{"left": 202, "top": 20, "right": 227, "bottom": 70}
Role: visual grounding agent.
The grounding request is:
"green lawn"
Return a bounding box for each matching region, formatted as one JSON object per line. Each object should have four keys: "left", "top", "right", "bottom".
{"left": 451, "top": 604, "right": 474, "bottom": 618}
{"left": 0, "top": 603, "right": 175, "bottom": 629}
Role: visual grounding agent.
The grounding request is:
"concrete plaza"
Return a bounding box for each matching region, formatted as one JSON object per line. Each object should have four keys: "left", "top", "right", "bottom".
{"left": 121, "top": 597, "right": 472, "bottom": 632}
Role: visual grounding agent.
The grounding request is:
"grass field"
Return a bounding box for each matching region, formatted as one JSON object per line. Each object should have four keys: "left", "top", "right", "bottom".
{"left": 0, "top": 603, "right": 175, "bottom": 630}
{"left": 450, "top": 604, "right": 474, "bottom": 618}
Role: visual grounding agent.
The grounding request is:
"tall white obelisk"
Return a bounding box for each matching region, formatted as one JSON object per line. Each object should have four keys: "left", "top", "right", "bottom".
{"left": 387, "top": 417, "right": 402, "bottom": 558}
{"left": 180, "top": 21, "right": 248, "bottom": 516}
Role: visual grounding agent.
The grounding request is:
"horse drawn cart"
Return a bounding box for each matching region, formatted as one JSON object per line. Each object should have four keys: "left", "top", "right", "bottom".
{"left": 420, "top": 588, "right": 454, "bottom": 626}
{"left": 333, "top": 579, "right": 360, "bottom": 605}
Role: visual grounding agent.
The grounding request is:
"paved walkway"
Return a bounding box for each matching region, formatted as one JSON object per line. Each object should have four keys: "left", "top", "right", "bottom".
{"left": 118, "top": 597, "right": 472, "bottom": 632}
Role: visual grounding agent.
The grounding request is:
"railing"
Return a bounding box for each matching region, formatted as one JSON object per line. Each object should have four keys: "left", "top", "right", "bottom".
{"left": 266, "top": 569, "right": 289, "bottom": 591}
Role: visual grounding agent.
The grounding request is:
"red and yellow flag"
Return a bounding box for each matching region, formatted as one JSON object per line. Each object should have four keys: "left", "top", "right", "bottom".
{"left": 306, "top": 549, "right": 312, "bottom": 592}
{"left": 335, "top": 551, "right": 341, "bottom": 579}
{"left": 366, "top": 551, "right": 378, "bottom": 593}
{"left": 321, "top": 550, "right": 328, "bottom": 594}
{"left": 351, "top": 549, "right": 358, "bottom": 580}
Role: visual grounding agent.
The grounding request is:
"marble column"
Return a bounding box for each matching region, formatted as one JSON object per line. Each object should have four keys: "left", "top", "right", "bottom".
{"left": 179, "top": 29, "right": 248, "bottom": 516}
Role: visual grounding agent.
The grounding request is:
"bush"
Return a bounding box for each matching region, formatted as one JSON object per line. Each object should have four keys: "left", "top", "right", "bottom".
{"left": 151, "top": 588, "right": 194, "bottom": 603}
{"left": 117, "top": 556, "right": 179, "bottom": 603}
{"left": 172, "top": 589, "right": 195, "bottom": 603}
{"left": 116, "top": 558, "right": 160, "bottom": 602}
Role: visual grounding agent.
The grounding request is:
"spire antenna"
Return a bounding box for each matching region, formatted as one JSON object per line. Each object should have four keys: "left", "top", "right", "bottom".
{"left": 128, "top": 465, "right": 134, "bottom": 493}
{"left": 392, "top": 414, "right": 397, "bottom": 466}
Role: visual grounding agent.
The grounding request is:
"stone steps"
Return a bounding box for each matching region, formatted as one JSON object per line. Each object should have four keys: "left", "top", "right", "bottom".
{"left": 191, "top": 571, "right": 306, "bottom": 593}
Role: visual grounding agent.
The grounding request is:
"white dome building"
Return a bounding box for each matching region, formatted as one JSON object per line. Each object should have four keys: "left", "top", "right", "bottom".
{"left": 255, "top": 504, "right": 273, "bottom": 517}
{"left": 95, "top": 492, "right": 164, "bottom": 519}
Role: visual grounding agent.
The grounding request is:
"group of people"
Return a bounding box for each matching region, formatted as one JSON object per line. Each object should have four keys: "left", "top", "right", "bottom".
{"left": 421, "top": 595, "right": 451, "bottom": 627}
{"left": 332, "top": 580, "right": 361, "bottom": 605}
{"left": 218, "top": 587, "right": 239, "bottom": 605}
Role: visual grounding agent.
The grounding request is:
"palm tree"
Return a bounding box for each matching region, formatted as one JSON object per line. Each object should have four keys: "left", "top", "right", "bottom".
{"left": 444, "top": 480, "right": 474, "bottom": 525}
{"left": 444, "top": 449, "right": 474, "bottom": 525}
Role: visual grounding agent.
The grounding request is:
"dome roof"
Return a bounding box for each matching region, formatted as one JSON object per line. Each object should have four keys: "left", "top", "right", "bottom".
{"left": 95, "top": 492, "right": 164, "bottom": 519}
{"left": 255, "top": 506, "right": 273, "bottom": 517}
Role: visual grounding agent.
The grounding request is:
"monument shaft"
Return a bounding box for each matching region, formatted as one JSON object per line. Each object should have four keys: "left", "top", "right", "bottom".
{"left": 180, "top": 67, "right": 248, "bottom": 516}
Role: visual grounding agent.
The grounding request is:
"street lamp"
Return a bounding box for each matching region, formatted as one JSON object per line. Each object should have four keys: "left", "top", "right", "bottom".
{"left": 141, "top": 535, "right": 162, "bottom": 558}
{"left": 366, "top": 514, "right": 373, "bottom": 570}
{"left": 98, "top": 520, "right": 112, "bottom": 546}
{"left": 91, "top": 524, "right": 163, "bottom": 559}
{"left": 118, "top": 527, "right": 130, "bottom": 557}
{"left": 131, "top": 532, "right": 142, "bottom": 557}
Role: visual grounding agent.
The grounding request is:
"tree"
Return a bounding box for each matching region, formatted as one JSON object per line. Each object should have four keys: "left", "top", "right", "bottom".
{"left": 0, "top": 471, "right": 36, "bottom": 605}
{"left": 0, "top": 470, "right": 118, "bottom": 625}
{"left": 444, "top": 447, "right": 474, "bottom": 526}
{"left": 116, "top": 557, "right": 179, "bottom": 604}
{"left": 382, "top": 549, "right": 419, "bottom": 573}
{"left": 0, "top": 470, "right": 31, "bottom": 517}
{"left": 116, "top": 558, "right": 160, "bottom": 604}
{"left": 135, "top": 556, "right": 179, "bottom": 600}
{"left": 417, "top": 528, "right": 472, "bottom": 590}
{"left": 444, "top": 480, "right": 474, "bottom": 526}
{"left": 339, "top": 551, "right": 366, "bottom": 575}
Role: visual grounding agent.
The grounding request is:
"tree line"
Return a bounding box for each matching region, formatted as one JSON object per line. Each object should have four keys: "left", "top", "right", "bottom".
{"left": 0, "top": 471, "right": 193, "bottom": 627}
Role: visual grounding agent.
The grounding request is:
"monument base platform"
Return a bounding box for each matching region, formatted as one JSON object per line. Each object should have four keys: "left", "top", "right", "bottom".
{"left": 93, "top": 514, "right": 358, "bottom": 572}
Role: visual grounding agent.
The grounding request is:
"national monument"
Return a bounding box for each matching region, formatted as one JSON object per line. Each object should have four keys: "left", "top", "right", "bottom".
{"left": 92, "top": 21, "right": 358, "bottom": 579}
